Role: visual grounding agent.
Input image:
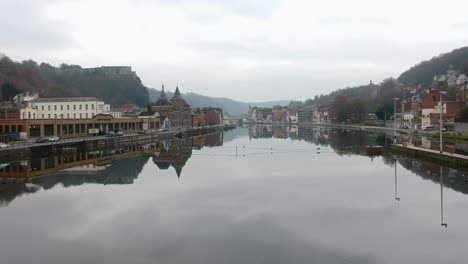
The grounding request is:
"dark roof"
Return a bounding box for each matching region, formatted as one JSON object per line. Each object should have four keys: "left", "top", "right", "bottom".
{"left": 139, "top": 111, "right": 157, "bottom": 117}
{"left": 155, "top": 161, "right": 171, "bottom": 170}
{"left": 155, "top": 84, "right": 172, "bottom": 106}
{"left": 0, "top": 102, "right": 24, "bottom": 109}
{"left": 173, "top": 86, "right": 181, "bottom": 98}
{"left": 35, "top": 97, "right": 101, "bottom": 103}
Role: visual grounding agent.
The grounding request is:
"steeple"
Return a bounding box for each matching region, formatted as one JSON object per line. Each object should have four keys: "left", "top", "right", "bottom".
{"left": 174, "top": 86, "right": 181, "bottom": 98}
{"left": 161, "top": 84, "right": 166, "bottom": 98}
{"left": 174, "top": 166, "right": 182, "bottom": 178}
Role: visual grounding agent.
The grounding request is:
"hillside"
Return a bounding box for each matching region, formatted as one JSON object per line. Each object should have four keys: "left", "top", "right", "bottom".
{"left": 0, "top": 56, "right": 149, "bottom": 107}
{"left": 1, "top": 54, "right": 288, "bottom": 114}
{"left": 398, "top": 46, "right": 468, "bottom": 86}
{"left": 148, "top": 88, "right": 289, "bottom": 116}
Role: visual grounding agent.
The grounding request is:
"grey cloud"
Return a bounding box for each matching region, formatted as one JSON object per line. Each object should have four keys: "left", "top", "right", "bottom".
{"left": 0, "top": 0, "right": 74, "bottom": 53}
{"left": 145, "top": 0, "right": 281, "bottom": 18}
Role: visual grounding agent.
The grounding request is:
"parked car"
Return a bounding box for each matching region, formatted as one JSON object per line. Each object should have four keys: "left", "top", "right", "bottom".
{"left": 107, "top": 131, "right": 123, "bottom": 137}
{"left": 421, "top": 125, "right": 434, "bottom": 131}
{"left": 35, "top": 137, "right": 48, "bottom": 143}
{"left": 48, "top": 136, "right": 60, "bottom": 142}
{"left": 157, "top": 128, "right": 167, "bottom": 132}
{"left": 0, "top": 142, "right": 10, "bottom": 149}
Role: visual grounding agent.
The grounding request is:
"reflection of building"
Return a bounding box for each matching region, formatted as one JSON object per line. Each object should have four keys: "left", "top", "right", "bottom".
{"left": 0, "top": 131, "right": 226, "bottom": 205}
{"left": 151, "top": 137, "right": 193, "bottom": 178}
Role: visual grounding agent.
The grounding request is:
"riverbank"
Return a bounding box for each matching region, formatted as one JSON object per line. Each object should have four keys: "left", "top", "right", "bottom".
{"left": 244, "top": 122, "right": 429, "bottom": 136}
{"left": 391, "top": 144, "right": 468, "bottom": 169}
{"left": 0, "top": 126, "right": 226, "bottom": 159}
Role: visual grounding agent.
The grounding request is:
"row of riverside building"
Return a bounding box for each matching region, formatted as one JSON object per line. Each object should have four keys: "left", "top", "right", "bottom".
{"left": 246, "top": 105, "right": 329, "bottom": 124}
{"left": 0, "top": 85, "right": 223, "bottom": 142}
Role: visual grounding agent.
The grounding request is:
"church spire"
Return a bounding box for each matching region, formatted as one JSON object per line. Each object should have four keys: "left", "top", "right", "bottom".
{"left": 161, "top": 84, "right": 166, "bottom": 98}
{"left": 174, "top": 86, "right": 181, "bottom": 98}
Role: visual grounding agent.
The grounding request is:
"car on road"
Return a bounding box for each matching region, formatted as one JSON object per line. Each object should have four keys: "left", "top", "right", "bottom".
{"left": 35, "top": 137, "right": 48, "bottom": 143}
{"left": 107, "top": 131, "right": 124, "bottom": 137}
{"left": 48, "top": 136, "right": 60, "bottom": 142}
{"left": 0, "top": 142, "right": 10, "bottom": 149}
{"left": 157, "top": 128, "right": 168, "bottom": 132}
{"left": 421, "top": 125, "right": 434, "bottom": 131}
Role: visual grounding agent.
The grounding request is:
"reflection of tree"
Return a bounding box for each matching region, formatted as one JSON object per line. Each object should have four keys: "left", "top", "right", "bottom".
{"left": 0, "top": 132, "right": 225, "bottom": 207}
{"left": 0, "top": 184, "right": 39, "bottom": 207}
{"left": 34, "top": 155, "right": 150, "bottom": 190}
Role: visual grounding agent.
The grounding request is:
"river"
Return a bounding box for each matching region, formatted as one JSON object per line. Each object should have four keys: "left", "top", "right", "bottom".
{"left": 0, "top": 126, "right": 467, "bottom": 264}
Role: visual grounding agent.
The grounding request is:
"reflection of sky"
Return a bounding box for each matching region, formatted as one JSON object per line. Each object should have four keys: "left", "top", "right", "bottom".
{"left": 1, "top": 128, "right": 468, "bottom": 263}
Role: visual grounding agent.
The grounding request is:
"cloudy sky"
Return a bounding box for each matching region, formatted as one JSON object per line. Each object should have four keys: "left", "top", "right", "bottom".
{"left": 1, "top": 0, "right": 468, "bottom": 102}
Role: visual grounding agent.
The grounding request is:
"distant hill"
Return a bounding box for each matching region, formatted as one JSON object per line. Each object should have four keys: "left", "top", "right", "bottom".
{"left": 148, "top": 88, "right": 289, "bottom": 116}
{"left": 0, "top": 56, "right": 149, "bottom": 107}
{"left": 1, "top": 54, "right": 289, "bottom": 114}
{"left": 398, "top": 46, "right": 468, "bottom": 86}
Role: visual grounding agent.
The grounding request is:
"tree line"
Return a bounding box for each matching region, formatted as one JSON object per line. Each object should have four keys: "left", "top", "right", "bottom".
{"left": 0, "top": 56, "right": 149, "bottom": 107}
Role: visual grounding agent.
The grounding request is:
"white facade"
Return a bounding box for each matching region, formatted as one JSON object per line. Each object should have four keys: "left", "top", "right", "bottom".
{"left": 457, "top": 74, "right": 468, "bottom": 85}
{"left": 19, "top": 96, "right": 110, "bottom": 120}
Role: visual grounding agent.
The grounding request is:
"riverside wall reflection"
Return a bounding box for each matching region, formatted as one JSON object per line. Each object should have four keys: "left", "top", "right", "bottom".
{"left": 248, "top": 125, "right": 468, "bottom": 196}
{"left": 0, "top": 132, "right": 224, "bottom": 207}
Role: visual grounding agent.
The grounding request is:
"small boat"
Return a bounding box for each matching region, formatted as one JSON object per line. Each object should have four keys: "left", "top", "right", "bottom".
{"left": 366, "top": 145, "right": 383, "bottom": 155}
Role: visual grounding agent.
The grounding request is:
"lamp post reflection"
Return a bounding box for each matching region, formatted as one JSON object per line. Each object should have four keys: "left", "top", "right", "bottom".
{"left": 440, "top": 166, "right": 448, "bottom": 228}
{"left": 394, "top": 156, "right": 400, "bottom": 201}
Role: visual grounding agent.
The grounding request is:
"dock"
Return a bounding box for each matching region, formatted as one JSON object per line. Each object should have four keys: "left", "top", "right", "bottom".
{"left": 391, "top": 144, "right": 468, "bottom": 168}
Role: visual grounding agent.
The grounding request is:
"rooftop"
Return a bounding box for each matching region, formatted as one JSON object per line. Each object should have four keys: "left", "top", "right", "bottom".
{"left": 34, "top": 97, "right": 102, "bottom": 103}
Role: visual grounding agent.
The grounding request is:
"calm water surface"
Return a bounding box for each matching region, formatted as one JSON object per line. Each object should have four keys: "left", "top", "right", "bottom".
{"left": 1, "top": 126, "right": 468, "bottom": 264}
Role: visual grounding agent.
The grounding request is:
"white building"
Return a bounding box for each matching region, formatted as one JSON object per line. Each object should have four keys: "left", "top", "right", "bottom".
{"left": 16, "top": 94, "right": 111, "bottom": 119}
{"left": 457, "top": 74, "right": 468, "bottom": 85}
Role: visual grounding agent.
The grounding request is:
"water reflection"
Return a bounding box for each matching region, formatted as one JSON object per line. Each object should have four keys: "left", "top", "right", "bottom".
{"left": 2, "top": 126, "right": 468, "bottom": 263}
{"left": 0, "top": 132, "right": 223, "bottom": 207}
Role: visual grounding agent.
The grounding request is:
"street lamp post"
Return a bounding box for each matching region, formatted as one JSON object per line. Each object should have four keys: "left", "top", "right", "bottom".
{"left": 439, "top": 91, "right": 446, "bottom": 153}
{"left": 394, "top": 97, "right": 399, "bottom": 144}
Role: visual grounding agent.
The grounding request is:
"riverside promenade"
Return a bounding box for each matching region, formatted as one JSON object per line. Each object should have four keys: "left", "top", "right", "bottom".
{"left": 0, "top": 126, "right": 225, "bottom": 159}
{"left": 391, "top": 144, "right": 468, "bottom": 168}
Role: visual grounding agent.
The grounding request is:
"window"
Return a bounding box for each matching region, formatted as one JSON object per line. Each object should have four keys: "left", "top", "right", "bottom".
{"left": 33, "top": 113, "right": 36, "bottom": 119}
{"left": 73, "top": 113, "right": 76, "bottom": 118}
{"left": 54, "top": 105, "right": 57, "bottom": 111}
{"left": 60, "top": 105, "right": 63, "bottom": 110}
{"left": 79, "top": 105, "right": 82, "bottom": 110}
{"left": 86, "top": 113, "right": 88, "bottom": 118}
{"left": 433, "top": 96, "right": 436, "bottom": 101}
{"left": 22, "top": 112, "right": 25, "bottom": 119}
{"left": 54, "top": 114, "right": 57, "bottom": 118}
{"left": 42, "top": 114, "right": 44, "bottom": 118}
{"left": 73, "top": 105, "right": 76, "bottom": 110}
{"left": 67, "top": 105, "right": 70, "bottom": 110}
{"left": 48, "top": 105, "right": 51, "bottom": 111}
{"left": 91, "top": 104, "right": 94, "bottom": 110}
{"left": 48, "top": 114, "right": 51, "bottom": 118}
{"left": 79, "top": 113, "right": 82, "bottom": 118}
{"left": 67, "top": 114, "right": 69, "bottom": 118}
{"left": 28, "top": 112, "right": 31, "bottom": 119}
{"left": 18, "top": 125, "right": 23, "bottom": 132}
{"left": 85, "top": 104, "right": 88, "bottom": 110}
{"left": 42, "top": 106, "right": 44, "bottom": 111}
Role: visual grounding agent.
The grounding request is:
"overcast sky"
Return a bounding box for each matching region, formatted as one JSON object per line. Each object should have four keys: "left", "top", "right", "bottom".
{"left": 1, "top": 0, "right": 468, "bottom": 102}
